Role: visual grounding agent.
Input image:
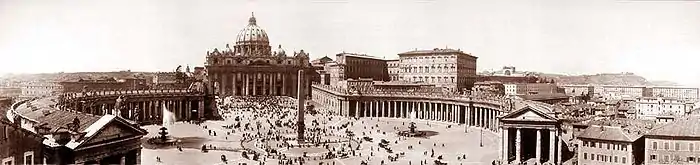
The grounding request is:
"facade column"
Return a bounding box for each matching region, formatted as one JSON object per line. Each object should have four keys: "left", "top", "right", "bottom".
{"left": 253, "top": 73, "right": 257, "bottom": 96}
{"left": 281, "top": 74, "right": 286, "bottom": 96}
{"left": 557, "top": 129, "right": 562, "bottom": 165}
{"left": 502, "top": 127, "right": 509, "bottom": 163}
{"left": 355, "top": 101, "right": 360, "bottom": 118}
{"left": 536, "top": 129, "right": 541, "bottom": 163}
{"left": 271, "top": 73, "right": 276, "bottom": 95}
{"left": 244, "top": 74, "right": 249, "bottom": 96}
{"left": 233, "top": 73, "right": 237, "bottom": 96}
{"left": 120, "top": 155, "right": 126, "bottom": 165}
{"left": 260, "top": 73, "right": 265, "bottom": 95}
{"left": 515, "top": 128, "right": 521, "bottom": 163}
{"left": 219, "top": 74, "right": 226, "bottom": 95}
{"left": 549, "top": 129, "right": 555, "bottom": 163}
{"left": 268, "top": 73, "right": 272, "bottom": 95}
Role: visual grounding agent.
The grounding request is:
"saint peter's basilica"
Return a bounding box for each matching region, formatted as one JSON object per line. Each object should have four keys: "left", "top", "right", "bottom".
{"left": 205, "top": 13, "right": 313, "bottom": 98}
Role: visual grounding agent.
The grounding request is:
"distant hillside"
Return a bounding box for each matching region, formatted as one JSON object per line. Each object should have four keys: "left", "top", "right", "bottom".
{"left": 0, "top": 71, "right": 164, "bottom": 82}
{"left": 541, "top": 72, "right": 680, "bottom": 86}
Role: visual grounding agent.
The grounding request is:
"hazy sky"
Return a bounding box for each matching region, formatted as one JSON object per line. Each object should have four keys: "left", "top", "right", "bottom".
{"left": 1, "top": 0, "right": 699, "bottom": 86}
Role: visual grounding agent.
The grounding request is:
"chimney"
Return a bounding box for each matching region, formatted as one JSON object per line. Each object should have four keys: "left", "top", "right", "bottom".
{"left": 71, "top": 117, "right": 80, "bottom": 132}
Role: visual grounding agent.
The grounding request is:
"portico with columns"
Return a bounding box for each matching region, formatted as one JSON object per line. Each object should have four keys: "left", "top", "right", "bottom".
{"left": 499, "top": 104, "right": 562, "bottom": 165}
{"left": 60, "top": 90, "right": 208, "bottom": 125}
{"left": 311, "top": 84, "right": 507, "bottom": 134}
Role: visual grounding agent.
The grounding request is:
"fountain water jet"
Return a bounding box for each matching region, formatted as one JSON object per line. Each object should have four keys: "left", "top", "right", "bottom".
{"left": 398, "top": 110, "right": 427, "bottom": 137}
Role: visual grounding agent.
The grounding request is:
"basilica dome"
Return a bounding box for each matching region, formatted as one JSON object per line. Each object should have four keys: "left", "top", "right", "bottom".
{"left": 234, "top": 13, "right": 271, "bottom": 56}
{"left": 235, "top": 14, "right": 269, "bottom": 44}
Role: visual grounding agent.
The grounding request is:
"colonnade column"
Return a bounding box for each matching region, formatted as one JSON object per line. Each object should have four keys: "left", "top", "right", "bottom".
{"left": 502, "top": 127, "right": 509, "bottom": 163}
{"left": 557, "top": 129, "right": 562, "bottom": 165}
{"left": 432, "top": 103, "right": 436, "bottom": 120}
{"left": 374, "top": 101, "right": 378, "bottom": 117}
{"left": 391, "top": 101, "right": 395, "bottom": 118}
{"left": 365, "top": 101, "right": 370, "bottom": 117}
{"left": 438, "top": 103, "right": 443, "bottom": 121}
{"left": 549, "top": 129, "right": 555, "bottom": 163}
{"left": 515, "top": 128, "right": 521, "bottom": 163}
{"left": 185, "top": 101, "right": 191, "bottom": 121}
{"left": 456, "top": 105, "right": 460, "bottom": 123}
{"left": 476, "top": 107, "right": 481, "bottom": 127}
{"left": 379, "top": 101, "right": 384, "bottom": 117}
{"left": 536, "top": 129, "right": 541, "bottom": 163}
{"left": 466, "top": 106, "right": 471, "bottom": 126}
{"left": 354, "top": 101, "right": 359, "bottom": 118}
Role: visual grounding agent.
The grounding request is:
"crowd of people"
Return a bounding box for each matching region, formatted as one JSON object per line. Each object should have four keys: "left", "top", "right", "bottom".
{"left": 154, "top": 95, "right": 488, "bottom": 165}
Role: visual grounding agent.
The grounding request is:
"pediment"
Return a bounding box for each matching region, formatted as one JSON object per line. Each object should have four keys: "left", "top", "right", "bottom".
{"left": 81, "top": 118, "right": 143, "bottom": 147}
{"left": 502, "top": 106, "right": 557, "bottom": 122}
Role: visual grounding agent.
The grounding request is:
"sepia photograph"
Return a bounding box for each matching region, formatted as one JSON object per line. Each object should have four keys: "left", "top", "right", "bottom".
{"left": 1, "top": 0, "right": 699, "bottom": 164}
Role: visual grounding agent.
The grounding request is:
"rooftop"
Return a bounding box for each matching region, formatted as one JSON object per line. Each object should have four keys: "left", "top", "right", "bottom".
{"left": 398, "top": 48, "right": 469, "bottom": 55}
{"left": 646, "top": 115, "right": 700, "bottom": 138}
{"left": 518, "top": 93, "right": 569, "bottom": 101}
{"left": 14, "top": 97, "right": 102, "bottom": 133}
{"left": 337, "top": 52, "right": 385, "bottom": 60}
{"left": 578, "top": 125, "right": 641, "bottom": 142}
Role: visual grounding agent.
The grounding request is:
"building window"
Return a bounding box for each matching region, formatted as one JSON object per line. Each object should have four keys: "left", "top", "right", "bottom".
{"left": 664, "top": 155, "right": 669, "bottom": 162}
{"left": 2, "top": 157, "right": 13, "bottom": 165}
{"left": 689, "top": 157, "right": 695, "bottom": 163}
{"left": 651, "top": 154, "right": 657, "bottom": 160}
{"left": 592, "top": 154, "right": 595, "bottom": 160}
{"left": 622, "top": 157, "right": 626, "bottom": 163}
{"left": 23, "top": 151, "right": 32, "bottom": 165}
{"left": 665, "top": 142, "right": 669, "bottom": 150}
{"left": 676, "top": 142, "right": 680, "bottom": 151}
{"left": 614, "top": 156, "right": 618, "bottom": 163}
{"left": 584, "top": 153, "right": 587, "bottom": 160}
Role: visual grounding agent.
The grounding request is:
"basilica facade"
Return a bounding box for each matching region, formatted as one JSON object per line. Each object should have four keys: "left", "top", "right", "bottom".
{"left": 205, "top": 14, "right": 313, "bottom": 98}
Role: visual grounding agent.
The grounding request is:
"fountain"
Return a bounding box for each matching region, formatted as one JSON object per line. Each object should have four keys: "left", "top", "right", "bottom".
{"left": 398, "top": 110, "right": 427, "bottom": 137}
{"left": 146, "top": 102, "right": 178, "bottom": 145}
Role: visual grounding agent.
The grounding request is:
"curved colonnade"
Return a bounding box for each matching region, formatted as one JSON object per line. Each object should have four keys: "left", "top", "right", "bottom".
{"left": 311, "top": 84, "right": 510, "bottom": 133}
{"left": 58, "top": 89, "right": 208, "bottom": 125}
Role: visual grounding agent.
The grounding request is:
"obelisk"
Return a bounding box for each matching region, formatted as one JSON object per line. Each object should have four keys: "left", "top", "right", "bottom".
{"left": 296, "top": 70, "right": 305, "bottom": 143}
